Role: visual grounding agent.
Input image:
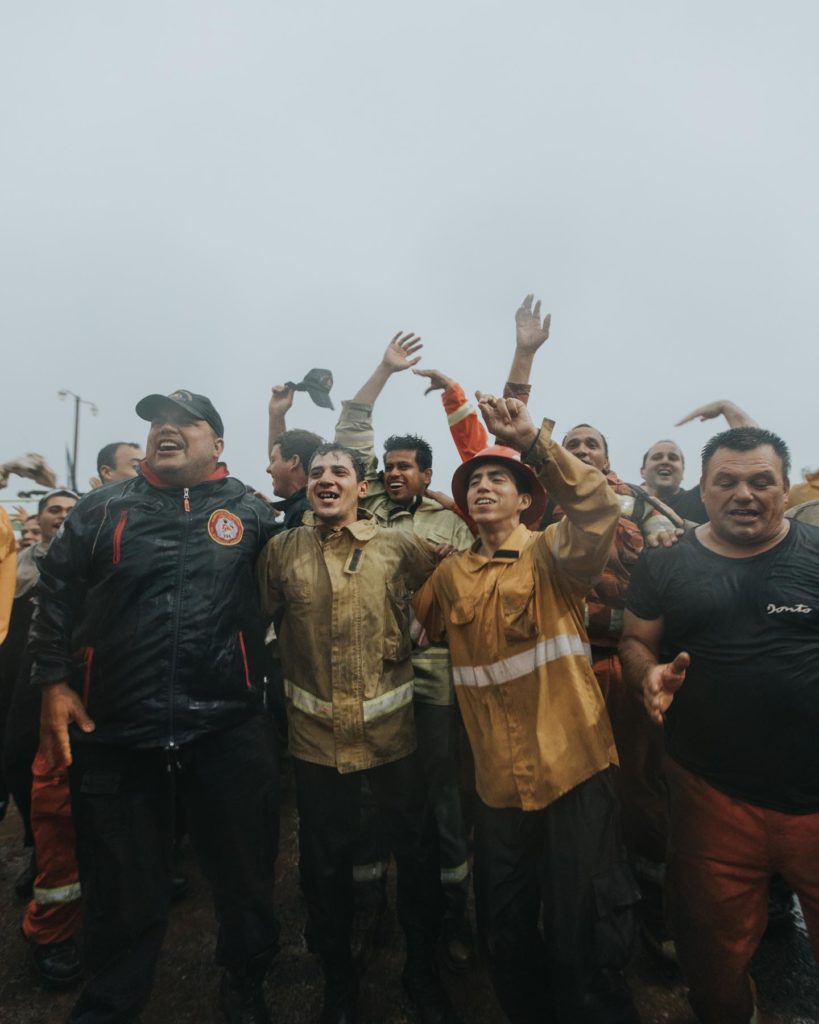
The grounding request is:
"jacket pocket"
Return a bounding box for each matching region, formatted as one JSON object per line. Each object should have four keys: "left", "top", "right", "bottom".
{"left": 450, "top": 598, "right": 475, "bottom": 626}
{"left": 591, "top": 863, "right": 641, "bottom": 968}
{"left": 498, "top": 576, "right": 537, "bottom": 641}
{"left": 384, "top": 578, "right": 412, "bottom": 662}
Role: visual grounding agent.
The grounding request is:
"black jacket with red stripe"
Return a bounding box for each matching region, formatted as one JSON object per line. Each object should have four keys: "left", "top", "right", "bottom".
{"left": 28, "top": 462, "right": 281, "bottom": 749}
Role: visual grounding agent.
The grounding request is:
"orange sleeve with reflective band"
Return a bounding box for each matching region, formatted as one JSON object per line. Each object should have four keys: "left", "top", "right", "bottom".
{"left": 441, "top": 382, "right": 488, "bottom": 462}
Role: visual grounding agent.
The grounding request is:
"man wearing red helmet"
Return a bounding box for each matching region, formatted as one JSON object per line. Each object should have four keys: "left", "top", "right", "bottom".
{"left": 414, "top": 393, "right": 640, "bottom": 1024}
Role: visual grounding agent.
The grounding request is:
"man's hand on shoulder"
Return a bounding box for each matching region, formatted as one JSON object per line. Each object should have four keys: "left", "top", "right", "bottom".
{"left": 642, "top": 652, "right": 690, "bottom": 724}
{"left": 40, "top": 682, "right": 95, "bottom": 769}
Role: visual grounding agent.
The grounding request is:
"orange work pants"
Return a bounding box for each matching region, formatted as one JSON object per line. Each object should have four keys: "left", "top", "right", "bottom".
{"left": 22, "top": 750, "right": 82, "bottom": 945}
{"left": 666, "top": 758, "right": 819, "bottom": 1024}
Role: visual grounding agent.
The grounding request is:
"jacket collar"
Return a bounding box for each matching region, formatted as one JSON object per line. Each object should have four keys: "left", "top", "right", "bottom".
{"left": 302, "top": 506, "right": 378, "bottom": 540}
{"left": 272, "top": 486, "right": 306, "bottom": 513}
{"left": 466, "top": 522, "right": 533, "bottom": 569}
{"left": 138, "top": 460, "right": 230, "bottom": 489}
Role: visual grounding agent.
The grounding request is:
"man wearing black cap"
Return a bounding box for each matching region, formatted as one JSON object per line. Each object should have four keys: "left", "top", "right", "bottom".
{"left": 29, "top": 389, "right": 281, "bottom": 1024}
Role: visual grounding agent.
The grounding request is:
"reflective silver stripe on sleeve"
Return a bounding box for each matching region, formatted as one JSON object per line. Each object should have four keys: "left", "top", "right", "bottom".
{"left": 284, "top": 680, "right": 334, "bottom": 719}
{"left": 447, "top": 403, "right": 474, "bottom": 427}
{"left": 361, "top": 680, "right": 414, "bottom": 722}
{"left": 452, "top": 633, "right": 592, "bottom": 688}
{"left": 33, "top": 882, "right": 82, "bottom": 905}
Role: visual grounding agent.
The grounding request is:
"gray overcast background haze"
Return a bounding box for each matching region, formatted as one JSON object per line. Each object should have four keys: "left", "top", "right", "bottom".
{"left": 1, "top": 1, "right": 816, "bottom": 494}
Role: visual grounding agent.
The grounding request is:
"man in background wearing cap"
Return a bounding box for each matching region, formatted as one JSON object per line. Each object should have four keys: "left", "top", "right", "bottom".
{"left": 414, "top": 394, "right": 641, "bottom": 1024}
{"left": 29, "top": 390, "right": 281, "bottom": 1024}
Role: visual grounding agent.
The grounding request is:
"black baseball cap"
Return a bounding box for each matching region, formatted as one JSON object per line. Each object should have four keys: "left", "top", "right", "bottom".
{"left": 135, "top": 389, "right": 224, "bottom": 438}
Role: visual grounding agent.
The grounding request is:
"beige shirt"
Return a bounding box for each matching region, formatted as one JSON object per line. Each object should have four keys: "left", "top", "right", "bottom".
{"left": 258, "top": 511, "right": 438, "bottom": 773}
{"left": 414, "top": 421, "right": 621, "bottom": 812}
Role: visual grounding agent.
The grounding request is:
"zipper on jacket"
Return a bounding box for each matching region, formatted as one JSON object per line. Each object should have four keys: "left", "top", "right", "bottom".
{"left": 112, "top": 510, "right": 128, "bottom": 565}
{"left": 166, "top": 487, "right": 192, "bottom": 752}
{"left": 238, "top": 631, "right": 251, "bottom": 689}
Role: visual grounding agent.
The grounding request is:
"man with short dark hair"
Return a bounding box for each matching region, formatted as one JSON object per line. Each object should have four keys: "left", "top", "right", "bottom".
{"left": 621, "top": 426, "right": 819, "bottom": 1024}
{"left": 30, "top": 389, "right": 281, "bottom": 1024}
{"left": 95, "top": 442, "right": 144, "bottom": 486}
{"left": 258, "top": 440, "right": 461, "bottom": 1024}
{"left": 414, "top": 392, "right": 640, "bottom": 1024}
{"left": 335, "top": 335, "right": 477, "bottom": 971}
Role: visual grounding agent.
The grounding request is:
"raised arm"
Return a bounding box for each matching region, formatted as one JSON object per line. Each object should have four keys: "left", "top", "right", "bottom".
{"left": 505, "top": 293, "right": 551, "bottom": 397}
{"left": 268, "top": 384, "right": 295, "bottom": 457}
{"left": 477, "top": 393, "right": 620, "bottom": 586}
{"left": 350, "top": 331, "right": 423, "bottom": 405}
{"left": 675, "top": 399, "right": 759, "bottom": 429}
{"left": 620, "top": 610, "right": 690, "bottom": 724}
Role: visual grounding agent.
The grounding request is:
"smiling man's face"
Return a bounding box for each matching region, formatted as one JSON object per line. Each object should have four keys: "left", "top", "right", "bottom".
{"left": 701, "top": 445, "right": 788, "bottom": 549}
{"left": 307, "top": 450, "right": 368, "bottom": 528}
{"left": 145, "top": 410, "right": 223, "bottom": 487}
{"left": 383, "top": 448, "right": 431, "bottom": 507}
{"left": 642, "top": 441, "right": 685, "bottom": 497}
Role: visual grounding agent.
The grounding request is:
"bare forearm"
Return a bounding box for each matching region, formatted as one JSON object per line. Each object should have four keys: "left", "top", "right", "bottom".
{"left": 352, "top": 364, "right": 392, "bottom": 405}
{"left": 506, "top": 346, "right": 537, "bottom": 388}
{"left": 268, "top": 411, "right": 287, "bottom": 457}
{"left": 619, "top": 635, "right": 659, "bottom": 693}
{"left": 721, "top": 401, "right": 758, "bottom": 428}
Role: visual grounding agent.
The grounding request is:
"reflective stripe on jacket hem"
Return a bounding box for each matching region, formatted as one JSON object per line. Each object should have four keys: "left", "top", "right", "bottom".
{"left": 452, "top": 633, "right": 592, "bottom": 689}
{"left": 33, "top": 882, "right": 82, "bottom": 905}
{"left": 284, "top": 678, "right": 415, "bottom": 723}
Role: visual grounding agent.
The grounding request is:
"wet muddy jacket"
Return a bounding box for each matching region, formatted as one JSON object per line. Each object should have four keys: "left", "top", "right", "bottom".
{"left": 414, "top": 422, "right": 621, "bottom": 812}
{"left": 257, "top": 510, "right": 438, "bottom": 773}
{"left": 28, "top": 463, "right": 280, "bottom": 749}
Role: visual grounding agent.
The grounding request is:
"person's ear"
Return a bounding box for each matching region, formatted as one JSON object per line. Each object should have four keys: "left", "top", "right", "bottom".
{"left": 358, "top": 479, "right": 369, "bottom": 498}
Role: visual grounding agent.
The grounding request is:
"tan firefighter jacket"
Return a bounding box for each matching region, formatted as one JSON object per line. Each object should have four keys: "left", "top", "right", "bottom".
{"left": 258, "top": 510, "right": 438, "bottom": 773}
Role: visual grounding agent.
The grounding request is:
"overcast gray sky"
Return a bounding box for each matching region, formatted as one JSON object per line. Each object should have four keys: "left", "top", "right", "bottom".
{"left": 1, "top": 1, "right": 817, "bottom": 502}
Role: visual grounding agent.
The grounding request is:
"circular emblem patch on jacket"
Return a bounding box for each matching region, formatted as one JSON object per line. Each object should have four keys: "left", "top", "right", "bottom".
{"left": 207, "top": 510, "right": 244, "bottom": 546}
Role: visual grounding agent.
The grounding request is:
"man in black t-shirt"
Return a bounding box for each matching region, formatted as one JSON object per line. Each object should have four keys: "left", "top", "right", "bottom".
{"left": 621, "top": 426, "right": 819, "bottom": 1024}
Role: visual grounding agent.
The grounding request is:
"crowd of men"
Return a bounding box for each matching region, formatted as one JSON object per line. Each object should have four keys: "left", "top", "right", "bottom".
{"left": 0, "top": 294, "right": 818, "bottom": 1024}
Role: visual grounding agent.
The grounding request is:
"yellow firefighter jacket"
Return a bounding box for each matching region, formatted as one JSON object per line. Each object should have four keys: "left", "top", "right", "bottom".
{"left": 413, "top": 420, "right": 621, "bottom": 811}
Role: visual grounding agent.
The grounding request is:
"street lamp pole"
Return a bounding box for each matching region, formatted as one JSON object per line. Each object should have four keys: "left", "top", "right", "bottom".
{"left": 58, "top": 390, "right": 99, "bottom": 491}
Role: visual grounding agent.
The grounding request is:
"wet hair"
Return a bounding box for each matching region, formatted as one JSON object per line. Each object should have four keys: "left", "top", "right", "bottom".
{"left": 273, "top": 429, "right": 325, "bottom": 473}
{"left": 562, "top": 423, "right": 609, "bottom": 458}
{"left": 641, "top": 439, "right": 685, "bottom": 470}
{"left": 308, "top": 444, "right": 366, "bottom": 482}
{"left": 38, "top": 489, "right": 79, "bottom": 514}
{"left": 383, "top": 434, "right": 433, "bottom": 472}
{"left": 701, "top": 427, "right": 791, "bottom": 480}
{"left": 97, "top": 442, "right": 141, "bottom": 476}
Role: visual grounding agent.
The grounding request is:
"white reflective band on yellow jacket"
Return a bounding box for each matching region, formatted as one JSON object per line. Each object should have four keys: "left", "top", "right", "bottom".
{"left": 284, "top": 678, "right": 415, "bottom": 723}
{"left": 34, "top": 882, "right": 82, "bottom": 905}
{"left": 453, "top": 633, "right": 591, "bottom": 689}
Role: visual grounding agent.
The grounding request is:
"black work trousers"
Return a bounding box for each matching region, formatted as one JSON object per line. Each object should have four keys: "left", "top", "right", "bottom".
{"left": 475, "top": 769, "right": 641, "bottom": 1024}
{"left": 294, "top": 753, "right": 439, "bottom": 985}
{"left": 414, "top": 701, "right": 470, "bottom": 919}
{"left": 67, "top": 715, "right": 280, "bottom": 1024}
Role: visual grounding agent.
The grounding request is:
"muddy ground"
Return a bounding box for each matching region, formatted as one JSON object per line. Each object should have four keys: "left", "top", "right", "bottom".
{"left": 1, "top": 792, "right": 817, "bottom": 1024}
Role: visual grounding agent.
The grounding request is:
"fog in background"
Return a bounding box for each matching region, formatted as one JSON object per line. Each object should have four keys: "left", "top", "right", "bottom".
{"left": 1, "top": 1, "right": 817, "bottom": 502}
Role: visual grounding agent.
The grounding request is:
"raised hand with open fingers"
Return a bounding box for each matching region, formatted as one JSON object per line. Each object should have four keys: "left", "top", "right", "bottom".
{"left": 381, "top": 331, "right": 423, "bottom": 374}
{"left": 515, "top": 293, "right": 551, "bottom": 353}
